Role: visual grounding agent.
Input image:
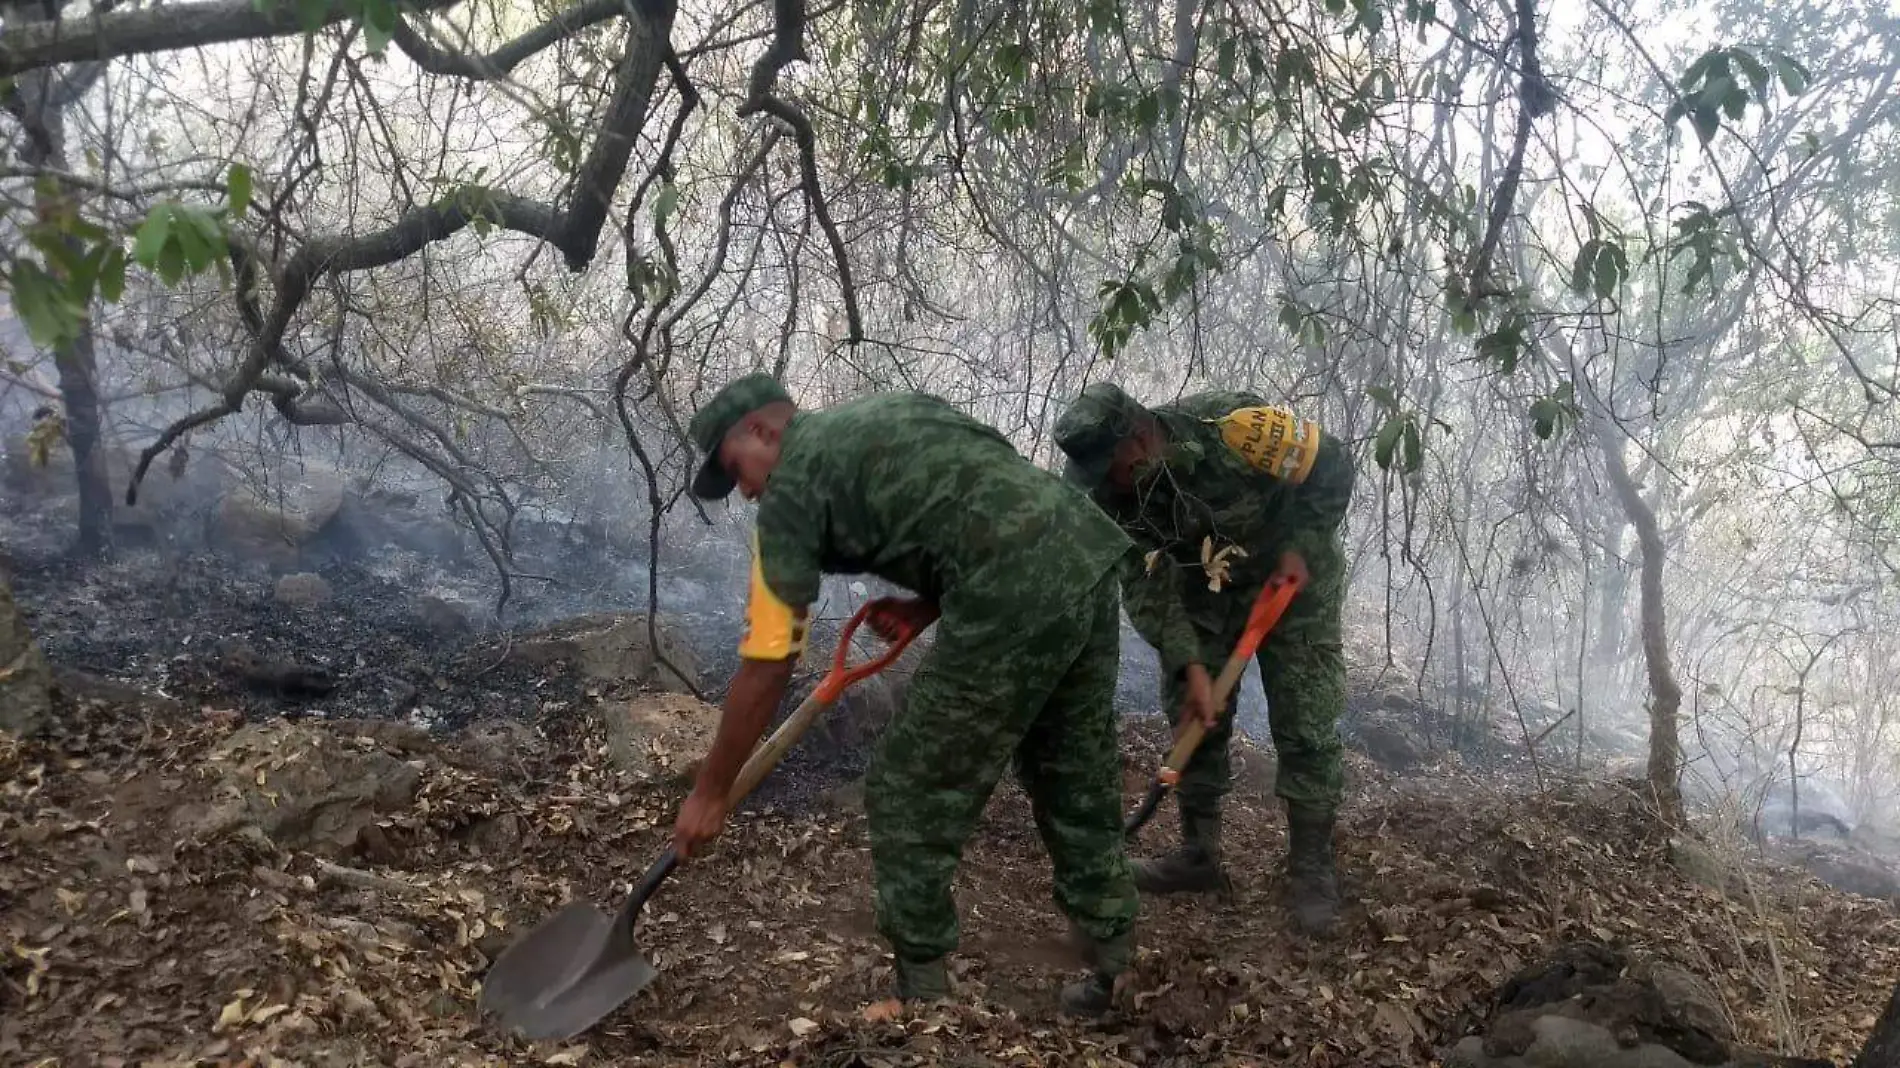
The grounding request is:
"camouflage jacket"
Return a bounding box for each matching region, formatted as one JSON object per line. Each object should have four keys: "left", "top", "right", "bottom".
{"left": 744, "top": 392, "right": 1132, "bottom": 659}
{"left": 1086, "top": 390, "right": 1355, "bottom": 678}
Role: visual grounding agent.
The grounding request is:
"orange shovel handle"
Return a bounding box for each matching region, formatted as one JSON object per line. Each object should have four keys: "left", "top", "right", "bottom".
{"left": 1156, "top": 574, "right": 1302, "bottom": 783}
{"left": 731, "top": 601, "right": 919, "bottom": 800}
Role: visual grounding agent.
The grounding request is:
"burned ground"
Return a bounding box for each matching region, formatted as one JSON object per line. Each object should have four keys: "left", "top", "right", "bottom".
{"left": 4, "top": 484, "right": 1898, "bottom": 1066}
{"left": 4, "top": 681, "right": 1899, "bottom": 1067}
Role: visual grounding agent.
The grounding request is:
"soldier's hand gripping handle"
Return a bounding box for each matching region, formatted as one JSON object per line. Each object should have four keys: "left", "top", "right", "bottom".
{"left": 1159, "top": 574, "right": 1304, "bottom": 783}
{"left": 862, "top": 596, "right": 938, "bottom": 643}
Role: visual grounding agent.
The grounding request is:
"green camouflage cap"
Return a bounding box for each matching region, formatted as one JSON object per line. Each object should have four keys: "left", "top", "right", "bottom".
{"left": 1053, "top": 382, "right": 1148, "bottom": 490}
{"left": 689, "top": 372, "right": 793, "bottom": 499}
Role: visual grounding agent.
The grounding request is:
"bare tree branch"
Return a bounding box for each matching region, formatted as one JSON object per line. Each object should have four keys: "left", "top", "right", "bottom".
{"left": 0, "top": 0, "right": 461, "bottom": 78}
{"left": 737, "top": 0, "right": 862, "bottom": 345}
{"left": 127, "top": 1, "right": 677, "bottom": 504}
{"left": 391, "top": 0, "right": 631, "bottom": 79}
{"left": 1467, "top": 0, "right": 1557, "bottom": 299}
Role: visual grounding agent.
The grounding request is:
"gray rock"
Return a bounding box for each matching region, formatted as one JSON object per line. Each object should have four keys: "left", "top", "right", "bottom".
{"left": 501, "top": 612, "right": 699, "bottom": 690}
{"left": 1446, "top": 1015, "right": 1702, "bottom": 1068}
{"left": 1669, "top": 836, "right": 1738, "bottom": 894}
{"left": 413, "top": 594, "right": 476, "bottom": 635}
{"left": 450, "top": 717, "right": 546, "bottom": 771}
{"left": 181, "top": 720, "right": 422, "bottom": 856}
{"left": 274, "top": 572, "right": 334, "bottom": 608}
{"left": 213, "top": 470, "right": 347, "bottom": 565}
{"left": 603, "top": 693, "right": 720, "bottom": 784}
{"left": 1772, "top": 840, "right": 1900, "bottom": 903}
{"left": 1353, "top": 719, "right": 1428, "bottom": 773}
{"left": 1446, "top": 941, "right": 1830, "bottom": 1068}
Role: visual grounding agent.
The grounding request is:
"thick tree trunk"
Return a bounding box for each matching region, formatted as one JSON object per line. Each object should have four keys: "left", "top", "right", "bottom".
{"left": 1597, "top": 424, "right": 1683, "bottom": 824}
{"left": 1856, "top": 978, "right": 1900, "bottom": 1068}
{"left": 54, "top": 325, "right": 114, "bottom": 557}
{"left": 9, "top": 25, "right": 114, "bottom": 557}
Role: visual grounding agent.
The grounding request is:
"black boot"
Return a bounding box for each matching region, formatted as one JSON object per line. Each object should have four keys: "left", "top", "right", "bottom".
{"left": 1132, "top": 810, "right": 1226, "bottom": 894}
{"left": 894, "top": 956, "right": 949, "bottom": 1001}
{"left": 1058, "top": 926, "right": 1132, "bottom": 1019}
{"left": 1283, "top": 804, "right": 1340, "bottom": 935}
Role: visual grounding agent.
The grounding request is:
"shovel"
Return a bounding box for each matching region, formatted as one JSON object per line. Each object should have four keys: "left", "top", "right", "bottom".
{"left": 1123, "top": 573, "right": 1302, "bottom": 839}
{"left": 479, "top": 602, "right": 919, "bottom": 1041}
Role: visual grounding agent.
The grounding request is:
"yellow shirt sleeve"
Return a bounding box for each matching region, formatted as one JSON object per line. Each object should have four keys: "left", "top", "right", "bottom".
{"left": 738, "top": 532, "right": 809, "bottom": 661}
{"left": 1212, "top": 406, "right": 1324, "bottom": 485}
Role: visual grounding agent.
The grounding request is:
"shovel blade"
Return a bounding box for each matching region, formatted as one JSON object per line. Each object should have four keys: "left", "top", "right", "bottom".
{"left": 480, "top": 901, "right": 659, "bottom": 1041}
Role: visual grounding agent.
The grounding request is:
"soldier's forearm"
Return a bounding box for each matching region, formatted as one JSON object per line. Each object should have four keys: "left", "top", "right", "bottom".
{"left": 692, "top": 658, "right": 795, "bottom": 801}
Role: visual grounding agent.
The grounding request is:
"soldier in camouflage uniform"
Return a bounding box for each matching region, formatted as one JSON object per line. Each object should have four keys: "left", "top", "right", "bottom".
{"left": 1053, "top": 382, "right": 1355, "bottom": 935}
{"left": 671, "top": 373, "right": 1140, "bottom": 1016}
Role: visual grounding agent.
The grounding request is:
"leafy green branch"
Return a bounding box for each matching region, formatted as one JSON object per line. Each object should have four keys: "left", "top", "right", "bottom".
{"left": 1366, "top": 384, "right": 1448, "bottom": 474}
{"left": 5, "top": 163, "right": 253, "bottom": 351}
{"left": 1664, "top": 46, "right": 1811, "bottom": 147}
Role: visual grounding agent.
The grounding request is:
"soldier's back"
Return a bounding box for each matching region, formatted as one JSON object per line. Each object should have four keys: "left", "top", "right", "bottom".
{"left": 774, "top": 391, "right": 1129, "bottom": 614}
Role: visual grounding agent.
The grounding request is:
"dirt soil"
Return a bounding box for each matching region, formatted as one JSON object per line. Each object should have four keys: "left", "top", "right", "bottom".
{"left": 4, "top": 686, "right": 1897, "bottom": 1068}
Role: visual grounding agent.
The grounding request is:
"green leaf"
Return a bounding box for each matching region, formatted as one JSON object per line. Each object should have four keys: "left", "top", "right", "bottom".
{"left": 1770, "top": 52, "right": 1811, "bottom": 95}
{"left": 993, "top": 41, "right": 1029, "bottom": 82}
{"left": 359, "top": 0, "right": 397, "bottom": 52}
{"left": 1476, "top": 315, "right": 1527, "bottom": 373}
{"left": 99, "top": 246, "right": 126, "bottom": 303}
{"left": 171, "top": 212, "right": 215, "bottom": 272}
{"left": 1400, "top": 420, "right": 1423, "bottom": 472}
{"left": 295, "top": 0, "right": 330, "bottom": 33}
{"left": 1373, "top": 415, "right": 1404, "bottom": 470}
{"left": 1531, "top": 400, "right": 1557, "bottom": 439}
{"left": 653, "top": 181, "right": 680, "bottom": 228}
{"left": 1134, "top": 92, "right": 1160, "bottom": 129}
{"left": 132, "top": 205, "right": 174, "bottom": 268}
{"left": 66, "top": 243, "right": 103, "bottom": 299}
{"left": 11, "top": 262, "right": 64, "bottom": 348}
{"left": 1592, "top": 242, "right": 1623, "bottom": 300}
{"left": 227, "top": 163, "right": 254, "bottom": 217}
{"left": 1731, "top": 49, "right": 1770, "bottom": 97}
{"left": 1679, "top": 49, "right": 1722, "bottom": 89}
{"left": 1366, "top": 384, "right": 1397, "bottom": 409}
{"left": 1569, "top": 240, "right": 1600, "bottom": 296}
{"left": 906, "top": 99, "right": 935, "bottom": 132}
{"left": 1689, "top": 105, "right": 1720, "bottom": 146}
{"left": 157, "top": 240, "right": 186, "bottom": 285}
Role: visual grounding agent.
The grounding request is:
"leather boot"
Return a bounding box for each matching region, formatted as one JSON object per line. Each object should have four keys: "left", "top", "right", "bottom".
{"left": 1283, "top": 804, "right": 1340, "bottom": 935}
{"left": 1058, "top": 926, "right": 1132, "bottom": 1019}
{"left": 1132, "top": 809, "right": 1226, "bottom": 894}
{"left": 894, "top": 956, "right": 949, "bottom": 1001}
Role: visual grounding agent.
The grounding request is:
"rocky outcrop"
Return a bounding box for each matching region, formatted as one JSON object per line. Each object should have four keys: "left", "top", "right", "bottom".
{"left": 212, "top": 470, "right": 347, "bottom": 566}
{"left": 602, "top": 692, "right": 722, "bottom": 784}
{"left": 498, "top": 612, "right": 699, "bottom": 691}
{"left": 1444, "top": 941, "right": 1835, "bottom": 1068}
{"left": 180, "top": 720, "right": 424, "bottom": 857}
{"left": 412, "top": 593, "right": 476, "bottom": 635}
{"left": 1770, "top": 840, "right": 1900, "bottom": 904}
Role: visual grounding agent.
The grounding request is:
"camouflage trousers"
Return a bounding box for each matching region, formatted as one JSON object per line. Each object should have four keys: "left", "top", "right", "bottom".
{"left": 863, "top": 571, "right": 1138, "bottom": 966}
{"left": 1167, "top": 533, "right": 1347, "bottom": 819}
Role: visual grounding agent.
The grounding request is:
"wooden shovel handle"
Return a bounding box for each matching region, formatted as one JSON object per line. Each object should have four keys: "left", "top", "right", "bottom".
{"left": 615, "top": 605, "right": 918, "bottom": 932}
{"left": 730, "top": 601, "right": 918, "bottom": 801}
